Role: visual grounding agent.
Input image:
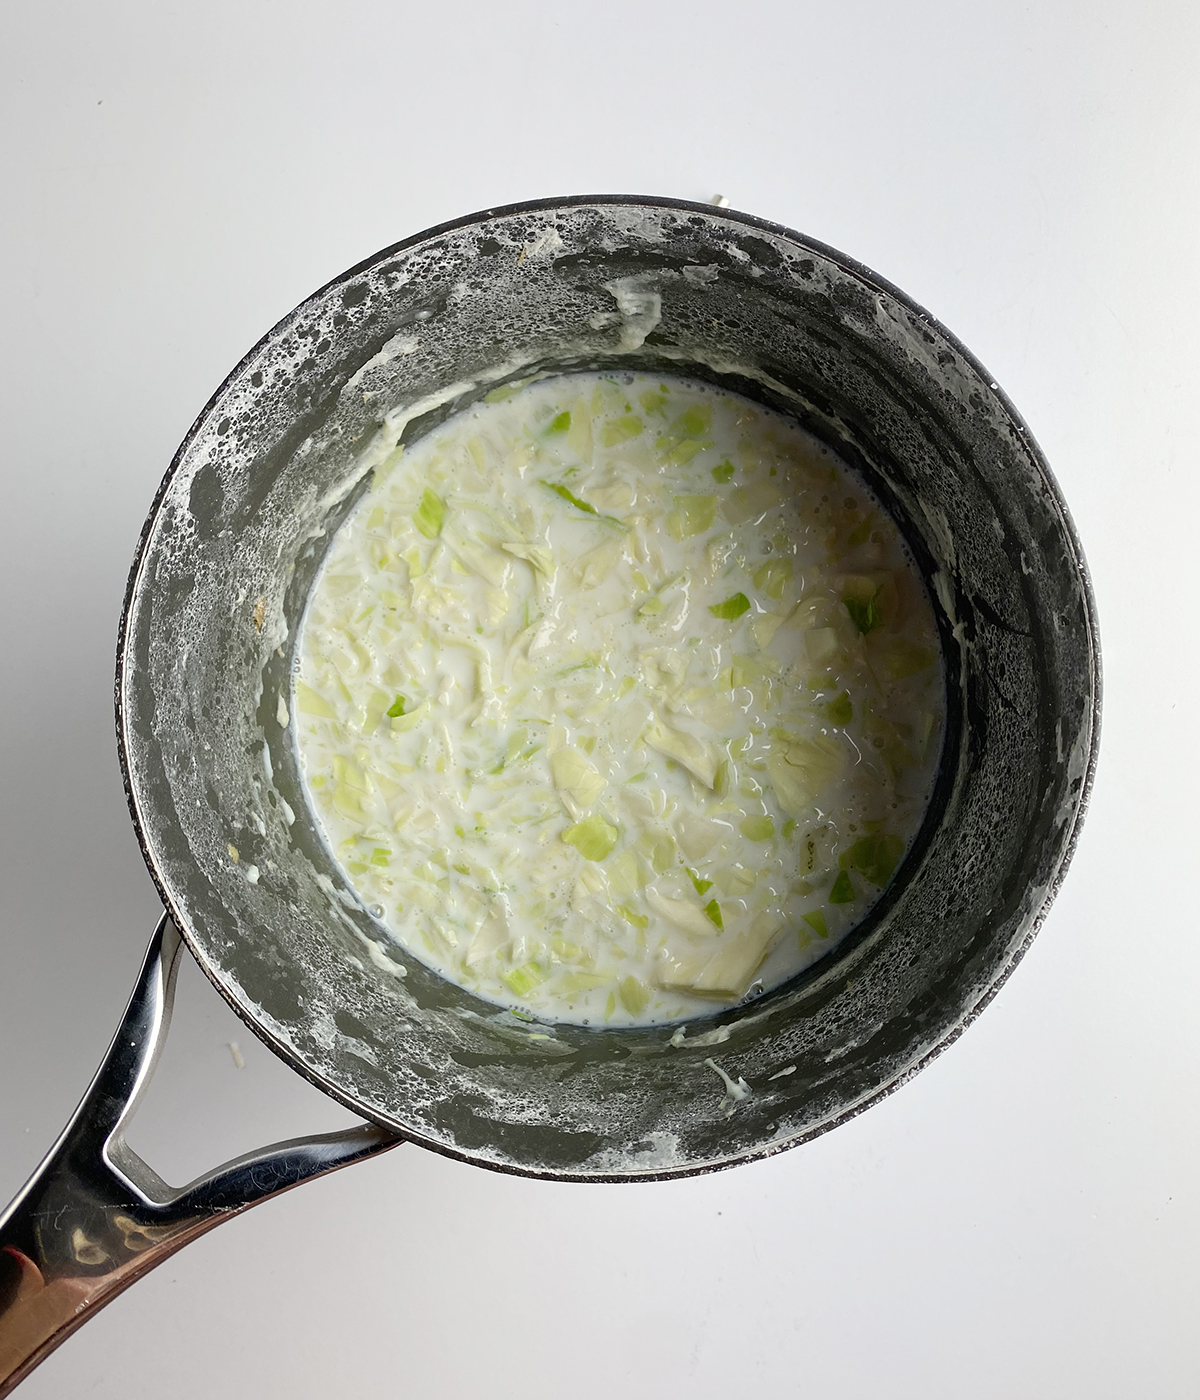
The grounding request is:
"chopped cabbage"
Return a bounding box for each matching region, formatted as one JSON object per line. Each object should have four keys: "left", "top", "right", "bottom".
{"left": 646, "top": 888, "right": 719, "bottom": 938}
{"left": 709, "top": 592, "right": 751, "bottom": 621}
{"left": 802, "top": 909, "right": 829, "bottom": 938}
{"left": 829, "top": 870, "right": 856, "bottom": 904}
{"left": 752, "top": 558, "right": 793, "bottom": 599}
{"left": 767, "top": 734, "right": 845, "bottom": 815}
{"left": 295, "top": 370, "right": 944, "bottom": 1027}
{"left": 644, "top": 718, "right": 718, "bottom": 788}
{"left": 561, "top": 814, "right": 619, "bottom": 861}
{"left": 296, "top": 681, "right": 336, "bottom": 718}
{"left": 840, "top": 831, "right": 905, "bottom": 887}
{"left": 601, "top": 414, "right": 644, "bottom": 446}
{"left": 667, "top": 494, "right": 718, "bottom": 540}
{"left": 413, "top": 488, "right": 446, "bottom": 539}
{"left": 825, "top": 691, "right": 853, "bottom": 726}
{"left": 550, "top": 747, "right": 607, "bottom": 815}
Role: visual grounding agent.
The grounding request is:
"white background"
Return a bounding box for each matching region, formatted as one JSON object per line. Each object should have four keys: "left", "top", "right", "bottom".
{"left": 2, "top": 2, "right": 1197, "bottom": 1396}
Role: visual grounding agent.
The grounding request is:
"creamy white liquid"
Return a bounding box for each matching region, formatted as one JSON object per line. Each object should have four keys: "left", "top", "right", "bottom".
{"left": 294, "top": 372, "right": 944, "bottom": 1026}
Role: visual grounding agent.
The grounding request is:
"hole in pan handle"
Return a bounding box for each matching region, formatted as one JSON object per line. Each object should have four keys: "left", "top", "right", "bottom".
{"left": 0, "top": 915, "right": 401, "bottom": 1395}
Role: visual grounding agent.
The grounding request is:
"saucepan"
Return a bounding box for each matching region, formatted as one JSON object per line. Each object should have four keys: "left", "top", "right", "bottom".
{"left": 0, "top": 196, "right": 1100, "bottom": 1393}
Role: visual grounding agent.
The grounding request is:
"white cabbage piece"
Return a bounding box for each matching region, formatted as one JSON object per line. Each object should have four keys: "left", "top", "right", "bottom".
{"left": 453, "top": 541, "right": 512, "bottom": 587}
{"left": 644, "top": 717, "right": 718, "bottom": 788}
{"left": 606, "top": 848, "right": 647, "bottom": 897}
{"left": 752, "top": 613, "right": 785, "bottom": 649}
{"left": 722, "top": 479, "right": 782, "bottom": 525}
{"left": 588, "top": 478, "right": 636, "bottom": 511}
{"left": 639, "top": 649, "right": 690, "bottom": 703}
{"left": 502, "top": 540, "right": 555, "bottom": 579}
{"left": 390, "top": 699, "right": 432, "bottom": 732}
{"left": 635, "top": 827, "right": 676, "bottom": 874}
{"left": 656, "top": 912, "right": 782, "bottom": 998}
{"left": 804, "top": 627, "right": 841, "bottom": 667}
{"left": 465, "top": 910, "right": 510, "bottom": 966}
{"left": 576, "top": 537, "right": 623, "bottom": 587}
{"left": 550, "top": 746, "right": 607, "bottom": 816}
{"left": 645, "top": 888, "right": 719, "bottom": 939}
{"left": 674, "top": 813, "right": 724, "bottom": 860}
{"left": 767, "top": 733, "right": 845, "bottom": 815}
{"left": 614, "top": 697, "right": 651, "bottom": 747}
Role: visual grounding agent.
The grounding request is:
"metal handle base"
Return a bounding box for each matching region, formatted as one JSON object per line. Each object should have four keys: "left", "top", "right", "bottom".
{"left": 0, "top": 916, "right": 400, "bottom": 1394}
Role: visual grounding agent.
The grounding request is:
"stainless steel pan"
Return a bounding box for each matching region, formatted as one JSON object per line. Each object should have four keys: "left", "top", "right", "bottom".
{"left": 0, "top": 196, "right": 1100, "bottom": 1393}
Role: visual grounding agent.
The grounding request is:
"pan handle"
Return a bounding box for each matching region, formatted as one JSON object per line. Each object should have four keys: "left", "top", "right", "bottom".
{"left": 0, "top": 915, "right": 401, "bottom": 1395}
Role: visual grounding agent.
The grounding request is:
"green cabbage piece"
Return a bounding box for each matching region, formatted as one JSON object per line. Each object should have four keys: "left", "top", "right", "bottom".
{"left": 844, "top": 589, "right": 883, "bottom": 635}
{"left": 619, "top": 976, "right": 651, "bottom": 1016}
{"left": 295, "top": 681, "right": 336, "bottom": 718}
{"left": 829, "top": 870, "right": 856, "bottom": 903}
{"left": 669, "top": 404, "right": 712, "bottom": 438}
{"left": 386, "top": 694, "right": 408, "bottom": 718}
{"left": 840, "top": 831, "right": 905, "bottom": 887}
{"left": 559, "top": 970, "right": 611, "bottom": 992}
{"left": 688, "top": 868, "right": 713, "bottom": 896}
{"left": 740, "top": 815, "right": 775, "bottom": 842}
{"left": 709, "top": 592, "right": 751, "bottom": 621}
{"left": 711, "top": 459, "right": 735, "bottom": 484}
{"left": 846, "top": 510, "right": 875, "bottom": 548}
{"left": 390, "top": 699, "right": 431, "bottom": 732}
{"left": 825, "top": 691, "right": 853, "bottom": 726}
{"left": 607, "top": 850, "right": 645, "bottom": 896}
{"left": 545, "top": 410, "right": 571, "bottom": 435}
{"left": 802, "top": 909, "right": 829, "bottom": 938}
{"left": 752, "top": 558, "right": 793, "bottom": 600}
{"left": 503, "top": 962, "right": 546, "bottom": 997}
{"left": 655, "top": 435, "right": 706, "bottom": 466}
{"left": 541, "top": 481, "right": 626, "bottom": 529}
{"left": 731, "top": 651, "right": 780, "bottom": 687}
{"left": 332, "top": 755, "right": 371, "bottom": 793}
{"left": 413, "top": 487, "right": 446, "bottom": 539}
{"left": 600, "top": 414, "right": 644, "bottom": 445}
{"left": 703, "top": 899, "right": 724, "bottom": 929}
{"left": 635, "top": 828, "right": 677, "bottom": 874}
{"left": 667, "top": 494, "right": 718, "bottom": 540}
{"left": 561, "top": 814, "right": 619, "bottom": 861}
